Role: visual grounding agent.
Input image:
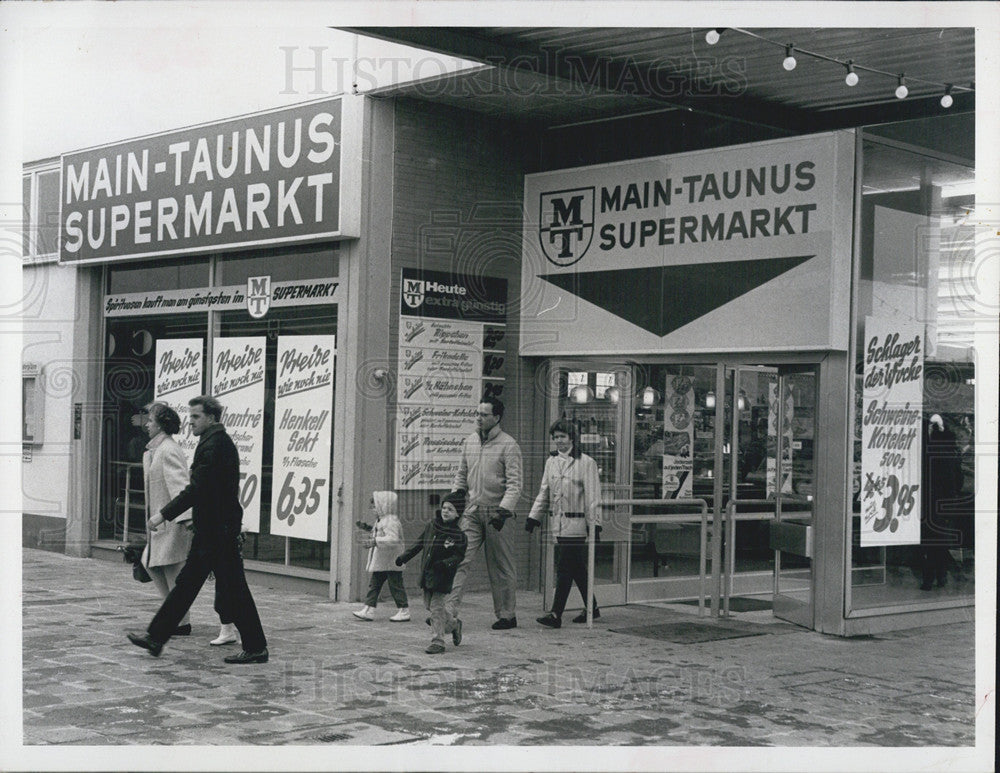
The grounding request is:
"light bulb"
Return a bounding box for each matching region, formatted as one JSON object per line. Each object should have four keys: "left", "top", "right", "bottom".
{"left": 895, "top": 76, "right": 908, "bottom": 99}
{"left": 705, "top": 391, "right": 716, "bottom": 409}
{"left": 845, "top": 63, "right": 858, "bottom": 87}
{"left": 782, "top": 46, "right": 797, "bottom": 72}
{"left": 705, "top": 29, "right": 721, "bottom": 45}
{"left": 940, "top": 87, "right": 953, "bottom": 108}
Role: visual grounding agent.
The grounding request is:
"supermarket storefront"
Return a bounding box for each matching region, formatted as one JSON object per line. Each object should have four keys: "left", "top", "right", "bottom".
{"left": 25, "top": 82, "right": 979, "bottom": 635}
{"left": 57, "top": 96, "right": 363, "bottom": 586}
{"left": 520, "top": 129, "right": 976, "bottom": 635}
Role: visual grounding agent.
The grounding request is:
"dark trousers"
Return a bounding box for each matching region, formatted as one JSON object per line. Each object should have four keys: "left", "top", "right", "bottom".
{"left": 921, "top": 545, "right": 950, "bottom": 587}
{"left": 551, "top": 538, "right": 599, "bottom": 617}
{"left": 364, "top": 571, "right": 409, "bottom": 608}
{"left": 149, "top": 532, "right": 266, "bottom": 651}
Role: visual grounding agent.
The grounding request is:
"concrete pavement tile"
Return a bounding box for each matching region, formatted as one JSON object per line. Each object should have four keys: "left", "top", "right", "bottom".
{"left": 24, "top": 726, "right": 105, "bottom": 745}
{"left": 23, "top": 692, "right": 66, "bottom": 709}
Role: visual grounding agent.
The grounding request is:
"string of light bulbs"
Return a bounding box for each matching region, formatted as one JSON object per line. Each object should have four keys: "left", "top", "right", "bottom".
{"left": 702, "top": 28, "right": 971, "bottom": 108}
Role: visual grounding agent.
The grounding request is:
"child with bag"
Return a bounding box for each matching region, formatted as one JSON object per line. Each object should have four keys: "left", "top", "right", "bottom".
{"left": 353, "top": 490, "right": 410, "bottom": 622}
{"left": 395, "top": 491, "right": 468, "bottom": 654}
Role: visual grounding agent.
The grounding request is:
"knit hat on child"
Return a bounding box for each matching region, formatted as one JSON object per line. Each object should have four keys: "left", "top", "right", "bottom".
{"left": 441, "top": 491, "right": 466, "bottom": 516}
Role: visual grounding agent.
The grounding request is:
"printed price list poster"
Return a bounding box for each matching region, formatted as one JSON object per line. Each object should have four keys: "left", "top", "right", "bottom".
{"left": 395, "top": 268, "right": 508, "bottom": 490}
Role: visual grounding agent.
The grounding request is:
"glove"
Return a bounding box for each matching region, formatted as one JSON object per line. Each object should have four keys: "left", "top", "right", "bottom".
{"left": 594, "top": 524, "right": 603, "bottom": 542}
{"left": 491, "top": 507, "right": 514, "bottom": 531}
{"left": 395, "top": 556, "right": 404, "bottom": 567}
{"left": 524, "top": 518, "right": 538, "bottom": 534}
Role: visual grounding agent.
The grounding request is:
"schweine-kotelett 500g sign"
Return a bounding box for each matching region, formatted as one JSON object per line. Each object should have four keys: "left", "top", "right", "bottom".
{"left": 59, "top": 97, "right": 360, "bottom": 264}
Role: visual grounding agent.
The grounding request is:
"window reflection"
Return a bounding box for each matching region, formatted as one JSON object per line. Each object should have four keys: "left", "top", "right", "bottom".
{"left": 851, "top": 137, "right": 975, "bottom": 609}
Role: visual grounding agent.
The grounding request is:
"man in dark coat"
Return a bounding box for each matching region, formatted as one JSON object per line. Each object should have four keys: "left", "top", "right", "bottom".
{"left": 919, "top": 414, "right": 964, "bottom": 590}
{"left": 128, "top": 395, "right": 268, "bottom": 663}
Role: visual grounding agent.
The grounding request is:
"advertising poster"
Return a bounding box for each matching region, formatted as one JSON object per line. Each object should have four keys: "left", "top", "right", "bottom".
{"left": 270, "top": 335, "right": 336, "bottom": 542}
{"left": 662, "top": 373, "right": 694, "bottom": 498}
{"left": 767, "top": 382, "right": 795, "bottom": 496}
{"left": 395, "top": 268, "right": 507, "bottom": 490}
{"left": 860, "top": 317, "right": 924, "bottom": 546}
{"left": 212, "top": 337, "right": 266, "bottom": 533}
{"left": 153, "top": 338, "right": 203, "bottom": 462}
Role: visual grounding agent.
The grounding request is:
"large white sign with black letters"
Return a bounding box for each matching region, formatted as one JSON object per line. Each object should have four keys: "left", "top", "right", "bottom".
{"left": 521, "top": 131, "right": 856, "bottom": 355}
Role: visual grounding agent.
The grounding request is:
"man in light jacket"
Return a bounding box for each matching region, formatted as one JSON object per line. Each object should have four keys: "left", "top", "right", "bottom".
{"left": 446, "top": 396, "right": 523, "bottom": 630}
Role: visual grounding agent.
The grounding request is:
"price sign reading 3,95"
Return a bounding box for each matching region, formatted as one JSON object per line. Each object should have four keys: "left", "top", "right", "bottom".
{"left": 860, "top": 316, "right": 924, "bottom": 547}
{"left": 270, "top": 334, "right": 336, "bottom": 542}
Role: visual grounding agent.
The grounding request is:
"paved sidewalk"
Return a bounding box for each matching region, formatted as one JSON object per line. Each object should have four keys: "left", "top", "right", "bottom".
{"left": 17, "top": 548, "right": 979, "bottom": 752}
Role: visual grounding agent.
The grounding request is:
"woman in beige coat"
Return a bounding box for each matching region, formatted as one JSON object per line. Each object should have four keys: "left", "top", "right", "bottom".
{"left": 141, "top": 403, "right": 195, "bottom": 634}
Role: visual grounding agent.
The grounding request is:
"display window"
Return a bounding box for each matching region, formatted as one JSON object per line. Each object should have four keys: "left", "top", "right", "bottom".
{"left": 218, "top": 306, "right": 337, "bottom": 571}
{"left": 98, "top": 246, "right": 340, "bottom": 573}
{"left": 849, "top": 137, "right": 976, "bottom": 611}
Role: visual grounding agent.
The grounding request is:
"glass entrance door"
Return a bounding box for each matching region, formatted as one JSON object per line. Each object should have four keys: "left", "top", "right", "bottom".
{"left": 724, "top": 365, "right": 817, "bottom": 627}
{"left": 544, "top": 360, "right": 819, "bottom": 625}
{"left": 617, "top": 361, "right": 818, "bottom": 625}
{"left": 767, "top": 367, "right": 816, "bottom": 628}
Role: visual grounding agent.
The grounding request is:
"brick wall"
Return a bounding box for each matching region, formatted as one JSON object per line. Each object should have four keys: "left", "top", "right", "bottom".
{"left": 387, "top": 97, "right": 545, "bottom": 599}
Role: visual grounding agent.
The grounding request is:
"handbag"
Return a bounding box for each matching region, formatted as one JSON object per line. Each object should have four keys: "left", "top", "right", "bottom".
{"left": 118, "top": 544, "right": 152, "bottom": 583}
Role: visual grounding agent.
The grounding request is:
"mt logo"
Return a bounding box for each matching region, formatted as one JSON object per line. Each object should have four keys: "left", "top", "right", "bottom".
{"left": 402, "top": 279, "right": 425, "bottom": 309}
{"left": 539, "top": 188, "right": 594, "bottom": 267}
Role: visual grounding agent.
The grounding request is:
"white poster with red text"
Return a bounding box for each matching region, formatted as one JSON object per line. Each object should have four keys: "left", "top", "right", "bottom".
{"left": 153, "top": 338, "right": 203, "bottom": 464}
{"left": 212, "top": 337, "right": 266, "bottom": 533}
{"left": 270, "top": 335, "right": 336, "bottom": 542}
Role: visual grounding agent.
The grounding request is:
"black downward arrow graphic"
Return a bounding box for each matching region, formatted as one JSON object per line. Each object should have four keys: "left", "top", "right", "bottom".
{"left": 539, "top": 255, "right": 815, "bottom": 337}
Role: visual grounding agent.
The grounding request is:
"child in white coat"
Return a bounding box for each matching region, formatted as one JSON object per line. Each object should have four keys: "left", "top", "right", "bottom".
{"left": 353, "top": 490, "right": 410, "bottom": 621}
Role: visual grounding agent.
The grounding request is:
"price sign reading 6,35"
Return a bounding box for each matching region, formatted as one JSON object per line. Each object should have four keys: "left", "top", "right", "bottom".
{"left": 274, "top": 472, "right": 328, "bottom": 526}
{"left": 270, "top": 334, "right": 336, "bottom": 542}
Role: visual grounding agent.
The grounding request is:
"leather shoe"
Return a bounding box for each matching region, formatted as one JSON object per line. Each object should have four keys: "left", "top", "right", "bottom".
{"left": 572, "top": 609, "right": 600, "bottom": 623}
{"left": 127, "top": 632, "right": 163, "bottom": 657}
{"left": 173, "top": 624, "right": 192, "bottom": 636}
{"left": 425, "top": 642, "right": 445, "bottom": 654}
{"left": 536, "top": 614, "right": 561, "bottom": 628}
{"left": 224, "top": 648, "right": 269, "bottom": 664}
{"left": 491, "top": 617, "right": 517, "bottom": 630}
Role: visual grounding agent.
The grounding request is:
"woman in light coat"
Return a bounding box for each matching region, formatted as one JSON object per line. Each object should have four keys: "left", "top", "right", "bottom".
{"left": 141, "top": 403, "right": 195, "bottom": 634}
{"left": 353, "top": 490, "right": 410, "bottom": 621}
{"left": 525, "top": 419, "right": 602, "bottom": 628}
